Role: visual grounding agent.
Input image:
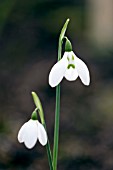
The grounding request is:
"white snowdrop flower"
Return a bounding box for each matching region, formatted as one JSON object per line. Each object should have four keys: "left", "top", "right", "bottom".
{"left": 18, "top": 119, "right": 47, "bottom": 149}
{"left": 49, "top": 51, "right": 90, "bottom": 87}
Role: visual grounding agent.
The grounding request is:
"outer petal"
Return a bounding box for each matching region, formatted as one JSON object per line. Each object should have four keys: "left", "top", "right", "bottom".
{"left": 18, "top": 122, "right": 27, "bottom": 143}
{"left": 24, "top": 120, "right": 38, "bottom": 149}
{"left": 64, "top": 67, "right": 78, "bottom": 81}
{"left": 49, "top": 53, "right": 68, "bottom": 87}
{"left": 37, "top": 121, "right": 47, "bottom": 146}
{"left": 72, "top": 52, "right": 90, "bottom": 85}
{"left": 18, "top": 119, "right": 38, "bottom": 149}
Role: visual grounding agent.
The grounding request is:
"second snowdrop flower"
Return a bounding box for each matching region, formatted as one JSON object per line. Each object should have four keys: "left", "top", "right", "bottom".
{"left": 49, "top": 38, "right": 90, "bottom": 87}
{"left": 18, "top": 110, "right": 47, "bottom": 149}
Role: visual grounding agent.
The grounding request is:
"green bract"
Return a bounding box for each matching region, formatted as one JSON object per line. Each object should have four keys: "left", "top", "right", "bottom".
{"left": 31, "top": 109, "right": 38, "bottom": 120}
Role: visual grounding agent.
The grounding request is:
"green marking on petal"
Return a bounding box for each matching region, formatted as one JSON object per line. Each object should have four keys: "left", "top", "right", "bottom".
{"left": 67, "top": 64, "right": 75, "bottom": 69}
{"left": 72, "top": 55, "right": 74, "bottom": 60}
{"left": 67, "top": 56, "right": 69, "bottom": 61}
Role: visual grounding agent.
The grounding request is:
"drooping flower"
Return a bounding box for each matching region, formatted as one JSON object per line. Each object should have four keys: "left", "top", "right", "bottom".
{"left": 18, "top": 119, "right": 47, "bottom": 149}
{"left": 49, "top": 51, "right": 90, "bottom": 87}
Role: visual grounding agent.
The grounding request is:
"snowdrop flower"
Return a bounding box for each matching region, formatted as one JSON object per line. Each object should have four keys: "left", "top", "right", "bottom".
{"left": 18, "top": 119, "right": 47, "bottom": 149}
{"left": 49, "top": 39, "right": 90, "bottom": 87}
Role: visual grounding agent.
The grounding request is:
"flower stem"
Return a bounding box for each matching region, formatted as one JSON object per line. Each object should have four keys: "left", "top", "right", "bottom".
{"left": 32, "top": 92, "right": 53, "bottom": 170}
{"left": 53, "top": 84, "right": 60, "bottom": 170}
{"left": 53, "top": 19, "right": 70, "bottom": 170}
{"left": 43, "top": 122, "right": 53, "bottom": 170}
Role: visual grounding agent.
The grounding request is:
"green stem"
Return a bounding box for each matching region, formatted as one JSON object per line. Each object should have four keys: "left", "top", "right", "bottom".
{"left": 53, "top": 18, "right": 70, "bottom": 170}
{"left": 53, "top": 84, "right": 60, "bottom": 170}
{"left": 32, "top": 92, "right": 53, "bottom": 170}
{"left": 42, "top": 120, "right": 53, "bottom": 170}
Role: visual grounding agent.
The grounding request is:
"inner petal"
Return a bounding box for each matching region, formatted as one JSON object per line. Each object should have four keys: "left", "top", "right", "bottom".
{"left": 64, "top": 67, "right": 78, "bottom": 81}
{"left": 67, "top": 56, "right": 75, "bottom": 69}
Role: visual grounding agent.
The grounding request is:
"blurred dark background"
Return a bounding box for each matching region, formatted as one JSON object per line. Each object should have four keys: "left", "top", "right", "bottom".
{"left": 0, "top": 0, "right": 113, "bottom": 170}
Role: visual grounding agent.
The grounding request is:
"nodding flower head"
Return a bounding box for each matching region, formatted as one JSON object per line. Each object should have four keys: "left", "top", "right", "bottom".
{"left": 18, "top": 119, "right": 47, "bottom": 149}
{"left": 49, "top": 51, "right": 90, "bottom": 87}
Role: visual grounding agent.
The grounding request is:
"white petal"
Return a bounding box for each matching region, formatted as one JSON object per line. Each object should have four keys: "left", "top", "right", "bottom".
{"left": 18, "top": 122, "right": 27, "bottom": 143}
{"left": 24, "top": 120, "right": 38, "bottom": 149}
{"left": 72, "top": 52, "right": 90, "bottom": 85}
{"left": 49, "top": 53, "right": 68, "bottom": 87}
{"left": 64, "top": 67, "right": 78, "bottom": 81}
{"left": 37, "top": 121, "right": 47, "bottom": 146}
{"left": 18, "top": 119, "right": 38, "bottom": 149}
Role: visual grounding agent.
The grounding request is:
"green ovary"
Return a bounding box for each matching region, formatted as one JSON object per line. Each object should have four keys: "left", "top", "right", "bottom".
{"left": 67, "top": 64, "right": 75, "bottom": 69}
